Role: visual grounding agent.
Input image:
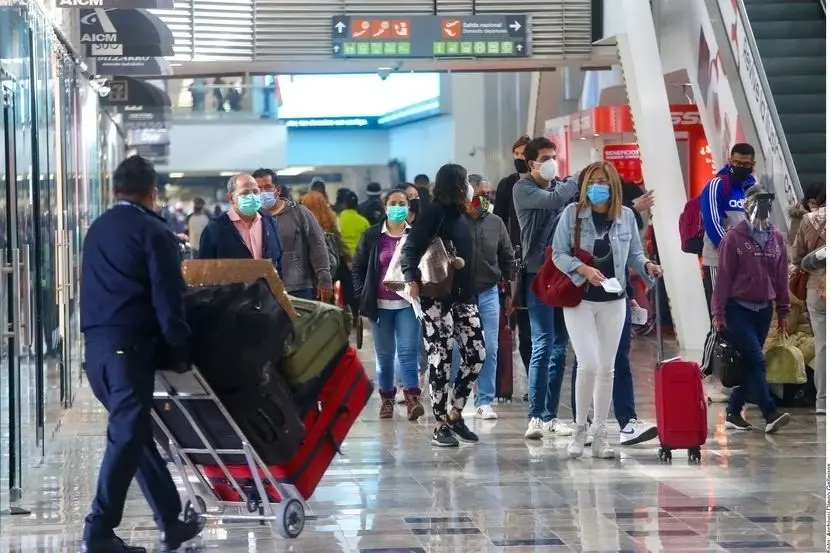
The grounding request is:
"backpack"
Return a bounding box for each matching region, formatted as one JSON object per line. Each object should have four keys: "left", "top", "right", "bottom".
{"left": 323, "top": 232, "right": 341, "bottom": 276}
{"left": 679, "top": 177, "right": 731, "bottom": 255}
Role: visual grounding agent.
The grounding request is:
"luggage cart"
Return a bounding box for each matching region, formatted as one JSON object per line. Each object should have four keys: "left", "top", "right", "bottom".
{"left": 151, "top": 368, "right": 307, "bottom": 539}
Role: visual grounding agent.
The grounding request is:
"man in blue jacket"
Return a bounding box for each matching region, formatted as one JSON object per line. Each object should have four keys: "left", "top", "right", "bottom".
{"left": 198, "top": 173, "right": 283, "bottom": 275}
{"left": 80, "top": 156, "right": 202, "bottom": 553}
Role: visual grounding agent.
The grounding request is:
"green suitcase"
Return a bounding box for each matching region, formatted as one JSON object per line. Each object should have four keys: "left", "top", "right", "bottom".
{"left": 281, "top": 298, "right": 350, "bottom": 391}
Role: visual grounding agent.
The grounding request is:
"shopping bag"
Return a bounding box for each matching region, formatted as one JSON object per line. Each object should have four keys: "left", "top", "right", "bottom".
{"left": 765, "top": 333, "right": 807, "bottom": 384}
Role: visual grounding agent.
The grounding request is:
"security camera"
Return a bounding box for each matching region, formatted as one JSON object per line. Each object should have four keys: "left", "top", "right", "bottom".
{"left": 98, "top": 85, "right": 111, "bottom": 97}
{"left": 377, "top": 69, "right": 391, "bottom": 81}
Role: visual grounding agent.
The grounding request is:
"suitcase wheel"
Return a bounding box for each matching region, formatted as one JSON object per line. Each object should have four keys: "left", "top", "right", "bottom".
{"left": 687, "top": 447, "right": 702, "bottom": 464}
{"left": 276, "top": 497, "right": 305, "bottom": 539}
{"left": 658, "top": 445, "right": 672, "bottom": 463}
{"left": 246, "top": 496, "right": 260, "bottom": 513}
{"left": 183, "top": 498, "right": 204, "bottom": 521}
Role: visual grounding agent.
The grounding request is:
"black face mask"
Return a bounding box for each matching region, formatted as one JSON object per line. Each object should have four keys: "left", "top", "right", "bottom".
{"left": 408, "top": 198, "right": 421, "bottom": 215}
{"left": 730, "top": 165, "right": 752, "bottom": 183}
{"left": 514, "top": 159, "right": 528, "bottom": 174}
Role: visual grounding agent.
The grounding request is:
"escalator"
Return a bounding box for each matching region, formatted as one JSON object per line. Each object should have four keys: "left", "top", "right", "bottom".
{"left": 745, "top": 0, "right": 826, "bottom": 185}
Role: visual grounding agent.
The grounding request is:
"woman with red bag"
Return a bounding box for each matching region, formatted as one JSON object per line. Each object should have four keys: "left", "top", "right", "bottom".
{"left": 551, "top": 162, "right": 662, "bottom": 459}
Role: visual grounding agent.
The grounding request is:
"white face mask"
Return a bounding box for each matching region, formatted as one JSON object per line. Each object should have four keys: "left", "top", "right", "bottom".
{"left": 465, "top": 183, "right": 474, "bottom": 202}
{"left": 537, "top": 159, "right": 558, "bottom": 181}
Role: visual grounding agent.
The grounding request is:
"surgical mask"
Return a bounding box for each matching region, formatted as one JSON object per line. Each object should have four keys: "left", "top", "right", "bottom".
{"left": 466, "top": 183, "right": 474, "bottom": 202}
{"left": 586, "top": 183, "right": 611, "bottom": 205}
{"left": 730, "top": 165, "right": 752, "bottom": 184}
{"left": 260, "top": 191, "right": 277, "bottom": 209}
{"left": 408, "top": 198, "right": 421, "bottom": 215}
{"left": 537, "top": 159, "right": 558, "bottom": 181}
{"left": 513, "top": 158, "right": 528, "bottom": 174}
{"left": 386, "top": 205, "right": 409, "bottom": 223}
{"left": 236, "top": 193, "right": 262, "bottom": 216}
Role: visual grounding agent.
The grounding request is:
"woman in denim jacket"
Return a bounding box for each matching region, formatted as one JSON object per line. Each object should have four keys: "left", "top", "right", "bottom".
{"left": 552, "top": 162, "right": 662, "bottom": 459}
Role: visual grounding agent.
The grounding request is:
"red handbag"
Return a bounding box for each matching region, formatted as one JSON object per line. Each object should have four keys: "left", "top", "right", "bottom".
{"left": 531, "top": 217, "right": 593, "bottom": 308}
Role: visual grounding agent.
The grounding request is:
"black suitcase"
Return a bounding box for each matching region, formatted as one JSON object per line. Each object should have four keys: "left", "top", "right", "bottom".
{"left": 153, "top": 280, "right": 304, "bottom": 465}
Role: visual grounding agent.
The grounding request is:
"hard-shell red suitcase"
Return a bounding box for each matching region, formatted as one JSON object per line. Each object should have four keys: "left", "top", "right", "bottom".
{"left": 203, "top": 346, "right": 373, "bottom": 500}
{"left": 495, "top": 305, "right": 514, "bottom": 402}
{"left": 653, "top": 281, "right": 707, "bottom": 463}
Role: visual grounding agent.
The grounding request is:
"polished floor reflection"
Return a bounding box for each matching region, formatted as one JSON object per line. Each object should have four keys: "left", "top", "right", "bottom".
{"left": 1, "top": 330, "right": 825, "bottom": 552}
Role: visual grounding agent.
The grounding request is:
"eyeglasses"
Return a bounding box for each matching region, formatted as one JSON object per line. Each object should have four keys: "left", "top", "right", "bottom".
{"left": 236, "top": 188, "right": 261, "bottom": 196}
{"left": 730, "top": 159, "right": 755, "bottom": 169}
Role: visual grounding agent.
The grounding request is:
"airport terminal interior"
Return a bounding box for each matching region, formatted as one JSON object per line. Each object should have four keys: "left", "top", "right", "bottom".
{"left": 0, "top": 0, "right": 827, "bottom": 551}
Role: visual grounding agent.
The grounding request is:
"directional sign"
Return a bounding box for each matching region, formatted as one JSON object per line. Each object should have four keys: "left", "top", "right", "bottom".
{"left": 331, "top": 14, "right": 530, "bottom": 59}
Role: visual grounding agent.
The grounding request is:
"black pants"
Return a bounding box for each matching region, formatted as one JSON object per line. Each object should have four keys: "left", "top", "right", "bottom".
{"left": 702, "top": 265, "right": 716, "bottom": 318}
{"left": 83, "top": 341, "right": 181, "bottom": 540}
{"left": 515, "top": 308, "right": 532, "bottom": 375}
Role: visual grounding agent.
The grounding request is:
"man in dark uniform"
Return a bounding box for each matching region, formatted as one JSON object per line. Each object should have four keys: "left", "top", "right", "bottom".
{"left": 80, "top": 156, "right": 203, "bottom": 553}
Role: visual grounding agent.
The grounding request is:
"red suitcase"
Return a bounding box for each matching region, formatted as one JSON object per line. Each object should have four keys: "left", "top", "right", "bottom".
{"left": 653, "top": 283, "right": 707, "bottom": 463}
{"left": 495, "top": 305, "right": 514, "bottom": 402}
{"left": 203, "top": 347, "right": 373, "bottom": 500}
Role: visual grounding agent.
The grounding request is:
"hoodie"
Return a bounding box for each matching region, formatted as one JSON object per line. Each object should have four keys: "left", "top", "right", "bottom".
{"left": 699, "top": 165, "right": 756, "bottom": 267}
{"left": 271, "top": 200, "right": 333, "bottom": 292}
{"left": 711, "top": 220, "right": 790, "bottom": 321}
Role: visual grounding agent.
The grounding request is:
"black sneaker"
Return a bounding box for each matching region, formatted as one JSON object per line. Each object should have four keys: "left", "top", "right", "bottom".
{"left": 431, "top": 423, "right": 459, "bottom": 447}
{"left": 449, "top": 418, "right": 479, "bottom": 443}
{"left": 725, "top": 413, "right": 752, "bottom": 430}
{"left": 80, "top": 536, "right": 147, "bottom": 553}
{"left": 764, "top": 411, "right": 791, "bottom": 434}
{"left": 159, "top": 517, "right": 205, "bottom": 552}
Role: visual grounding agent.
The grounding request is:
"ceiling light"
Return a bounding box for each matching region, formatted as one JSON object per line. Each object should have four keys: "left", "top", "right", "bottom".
{"left": 219, "top": 171, "right": 237, "bottom": 176}
{"left": 168, "top": 172, "right": 185, "bottom": 178}
{"left": 277, "top": 166, "right": 316, "bottom": 176}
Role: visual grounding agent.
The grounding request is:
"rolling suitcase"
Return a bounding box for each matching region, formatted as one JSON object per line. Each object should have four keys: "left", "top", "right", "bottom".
{"left": 653, "top": 281, "right": 707, "bottom": 463}
{"left": 203, "top": 347, "right": 373, "bottom": 501}
{"left": 495, "top": 305, "right": 514, "bottom": 402}
{"left": 280, "top": 297, "right": 350, "bottom": 413}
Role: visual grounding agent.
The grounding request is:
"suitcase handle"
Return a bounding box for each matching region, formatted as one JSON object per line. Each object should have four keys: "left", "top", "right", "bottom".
{"left": 653, "top": 249, "right": 664, "bottom": 364}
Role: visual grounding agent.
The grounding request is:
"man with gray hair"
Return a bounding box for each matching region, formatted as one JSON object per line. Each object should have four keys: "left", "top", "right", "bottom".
{"left": 198, "top": 173, "right": 283, "bottom": 276}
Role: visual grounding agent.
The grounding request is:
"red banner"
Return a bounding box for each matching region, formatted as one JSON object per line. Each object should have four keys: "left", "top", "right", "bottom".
{"left": 603, "top": 144, "right": 642, "bottom": 183}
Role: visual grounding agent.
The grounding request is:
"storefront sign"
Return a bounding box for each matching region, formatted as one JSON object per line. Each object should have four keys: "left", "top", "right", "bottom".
{"left": 59, "top": 0, "right": 173, "bottom": 8}
{"left": 79, "top": 9, "right": 174, "bottom": 57}
{"left": 95, "top": 56, "right": 172, "bottom": 76}
{"left": 331, "top": 15, "right": 530, "bottom": 59}
{"left": 603, "top": 144, "right": 642, "bottom": 183}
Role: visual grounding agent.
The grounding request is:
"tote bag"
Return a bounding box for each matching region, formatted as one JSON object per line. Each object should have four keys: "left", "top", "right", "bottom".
{"left": 765, "top": 332, "right": 807, "bottom": 385}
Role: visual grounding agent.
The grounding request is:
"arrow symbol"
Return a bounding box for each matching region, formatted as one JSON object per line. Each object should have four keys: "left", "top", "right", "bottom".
{"left": 509, "top": 20, "right": 522, "bottom": 32}
{"left": 335, "top": 21, "right": 346, "bottom": 33}
{"left": 517, "top": 44, "right": 523, "bottom": 51}
{"left": 333, "top": 44, "right": 340, "bottom": 53}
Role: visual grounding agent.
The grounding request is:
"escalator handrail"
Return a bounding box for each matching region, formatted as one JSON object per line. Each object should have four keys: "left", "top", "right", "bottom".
{"left": 820, "top": 0, "right": 826, "bottom": 14}
{"left": 730, "top": 0, "right": 804, "bottom": 200}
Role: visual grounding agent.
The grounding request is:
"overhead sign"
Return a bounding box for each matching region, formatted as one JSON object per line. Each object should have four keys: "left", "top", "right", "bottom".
{"left": 95, "top": 56, "right": 172, "bottom": 77}
{"left": 58, "top": 0, "right": 173, "bottom": 8}
{"left": 330, "top": 14, "right": 530, "bottom": 59}
{"left": 79, "top": 8, "right": 174, "bottom": 57}
{"left": 127, "top": 127, "right": 169, "bottom": 146}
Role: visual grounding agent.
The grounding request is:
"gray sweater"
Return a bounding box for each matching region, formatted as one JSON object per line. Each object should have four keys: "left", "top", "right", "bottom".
{"left": 512, "top": 175, "right": 579, "bottom": 273}
{"left": 273, "top": 201, "right": 333, "bottom": 292}
{"left": 466, "top": 212, "right": 515, "bottom": 294}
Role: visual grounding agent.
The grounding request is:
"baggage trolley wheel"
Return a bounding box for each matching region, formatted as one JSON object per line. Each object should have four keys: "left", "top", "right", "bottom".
{"left": 275, "top": 498, "right": 305, "bottom": 539}
{"left": 246, "top": 497, "right": 260, "bottom": 513}
{"left": 658, "top": 446, "right": 672, "bottom": 463}
{"left": 687, "top": 447, "right": 702, "bottom": 464}
{"left": 183, "top": 500, "right": 202, "bottom": 522}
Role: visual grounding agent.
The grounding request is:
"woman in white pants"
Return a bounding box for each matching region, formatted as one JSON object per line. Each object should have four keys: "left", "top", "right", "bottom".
{"left": 552, "top": 162, "right": 662, "bottom": 459}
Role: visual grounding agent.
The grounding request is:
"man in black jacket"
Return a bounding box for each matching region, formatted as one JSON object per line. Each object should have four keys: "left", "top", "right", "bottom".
{"left": 494, "top": 135, "right": 532, "bottom": 380}
{"left": 79, "top": 156, "right": 202, "bottom": 553}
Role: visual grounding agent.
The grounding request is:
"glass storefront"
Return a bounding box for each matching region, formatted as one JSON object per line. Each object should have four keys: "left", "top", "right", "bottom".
{"left": 0, "top": 4, "right": 116, "bottom": 514}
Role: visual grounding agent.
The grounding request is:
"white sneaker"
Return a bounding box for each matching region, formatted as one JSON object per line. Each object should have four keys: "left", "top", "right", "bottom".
{"left": 524, "top": 417, "right": 544, "bottom": 440}
{"left": 395, "top": 388, "right": 405, "bottom": 404}
{"left": 568, "top": 424, "right": 588, "bottom": 458}
{"left": 591, "top": 425, "right": 616, "bottom": 459}
{"left": 619, "top": 419, "right": 659, "bottom": 446}
{"left": 705, "top": 375, "right": 730, "bottom": 403}
{"left": 476, "top": 405, "right": 498, "bottom": 420}
{"left": 543, "top": 418, "right": 573, "bottom": 437}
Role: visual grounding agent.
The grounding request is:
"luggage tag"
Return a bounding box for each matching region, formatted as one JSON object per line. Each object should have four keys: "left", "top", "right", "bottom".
{"left": 630, "top": 301, "right": 648, "bottom": 326}
{"left": 600, "top": 277, "right": 623, "bottom": 295}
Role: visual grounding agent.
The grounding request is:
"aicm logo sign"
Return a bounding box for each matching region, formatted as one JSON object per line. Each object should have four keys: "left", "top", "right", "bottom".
{"left": 80, "top": 9, "right": 118, "bottom": 43}
{"left": 59, "top": 0, "right": 105, "bottom": 6}
{"left": 670, "top": 111, "right": 702, "bottom": 126}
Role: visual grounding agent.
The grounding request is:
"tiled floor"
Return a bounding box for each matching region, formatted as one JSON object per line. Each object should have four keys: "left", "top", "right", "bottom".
{"left": 0, "top": 329, "right": 826, "bottom": 552}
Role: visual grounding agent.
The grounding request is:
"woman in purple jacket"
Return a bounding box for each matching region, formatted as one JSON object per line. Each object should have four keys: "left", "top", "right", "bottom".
{"left": 711, "top": 185, "right": 791, "bottom": 434}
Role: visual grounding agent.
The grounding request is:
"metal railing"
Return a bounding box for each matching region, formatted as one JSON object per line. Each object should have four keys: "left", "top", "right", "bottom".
{"left": 171, "top": 83, "right": 279, "bottom": 121}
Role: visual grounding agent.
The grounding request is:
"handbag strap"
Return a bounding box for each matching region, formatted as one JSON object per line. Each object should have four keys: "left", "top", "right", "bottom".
{"left": 573, "top": 215, "right": 583, "bottom": 252}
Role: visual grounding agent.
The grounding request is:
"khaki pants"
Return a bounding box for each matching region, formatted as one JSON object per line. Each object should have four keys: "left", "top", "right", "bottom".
{"left": 807, "top": 288, "right": 826, "bottom": 410}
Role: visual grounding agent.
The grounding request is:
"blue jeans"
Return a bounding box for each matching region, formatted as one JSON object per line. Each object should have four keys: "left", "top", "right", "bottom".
{"left": 370, "top": 307, "right": 421, "bottom": 394}
{"left": 570, "top": 300, "right": 636, "bottom": 427}
{"left": 450, "top": 285, "right": 500, "bottom": 407}
{"left": 525, "top": 274, "right": 569, "bottom": 420}
{"left": 725, "top": 301, "right": 776, "bottom": 417}
{"left": 395, "top": 323, "right": 426, "bottom": 382}
{"left": 289, "top": 288, "right": 315, "bottom": 300}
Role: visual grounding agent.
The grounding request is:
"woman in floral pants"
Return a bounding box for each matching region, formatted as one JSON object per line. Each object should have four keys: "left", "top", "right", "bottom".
{"left": 401, "top": 163, "right": 486, "bottom": 447}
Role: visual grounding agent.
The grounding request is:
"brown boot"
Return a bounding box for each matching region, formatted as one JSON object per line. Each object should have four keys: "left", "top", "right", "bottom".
{"left": 404, "top": 390, "right": 425, "bottom": 421}
{"left": 379, "top": 397, "right": 395, "bottom": 419}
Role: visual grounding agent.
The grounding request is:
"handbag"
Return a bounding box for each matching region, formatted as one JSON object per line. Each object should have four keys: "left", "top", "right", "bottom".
{"left": 709, "top": 331, "right": 744, "bottom": 388}
{"left": 530, "top": 217, "right": 593, "bottom": 308}
{"left": 765, "top": 332, "right": 807, "bottom": 384}
{"left": 789, "top": 265, "right": 808, "bottom": 302}
{"left": 383, "top": 234, "right": 456, "bottom": 299}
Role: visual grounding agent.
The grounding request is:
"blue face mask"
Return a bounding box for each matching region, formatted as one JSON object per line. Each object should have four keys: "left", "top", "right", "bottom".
{"left": 260, "top": 191, "right": 277, "bottom": 209}
{"left": 586, "top": 183, "right": 611, "bottom": 205}
{"left": 386, "top": 205, "right": 409, "bottom": 223}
